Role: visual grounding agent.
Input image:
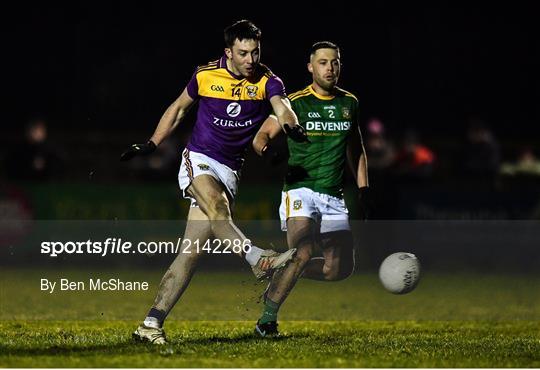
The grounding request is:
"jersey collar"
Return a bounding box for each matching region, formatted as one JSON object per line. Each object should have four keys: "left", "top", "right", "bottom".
{"left": 309, "top": 85, "right": 335, "bottom": 100}
{"left": 221, "top": 55, "right": 244, "bottom": 80}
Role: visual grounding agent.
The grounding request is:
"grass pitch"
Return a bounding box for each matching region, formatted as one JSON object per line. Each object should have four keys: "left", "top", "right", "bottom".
{"left": 1, "top": 269, "right": 539, "bottom": 367}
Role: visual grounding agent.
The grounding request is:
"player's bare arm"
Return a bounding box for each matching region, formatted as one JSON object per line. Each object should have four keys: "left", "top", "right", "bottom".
{"left": 120, "top": 88, "right": 195, "bottom": 161}
{"left": 254, "top": 95, "right": 307, "bottom": 165}
{"left": 269, "top": 95, "right": 308, "bottom": 143}
{"left": 149, "top": 88, "right": 195, "bottom": 146}
{"left": 358, "top": 145, "right": 368, "bottom": 188}
{"left": 269, "top": 95, "right": 296, "bottom": 128}
{"left": 252, "top": 115, "right": 282, "bottom": 155}
{"left": 347, "top": 123, "right": 369, "bottom": 188}
{"left": 252, "top": 115, "right": 288, "bottom": 165}
{"left": 347, "top": 122, "right": 371, "bottom": 219}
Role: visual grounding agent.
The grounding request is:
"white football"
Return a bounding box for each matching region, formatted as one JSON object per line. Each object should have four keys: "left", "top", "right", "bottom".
{"left": 379, "top": 252, "right": 421, "bottom": 294}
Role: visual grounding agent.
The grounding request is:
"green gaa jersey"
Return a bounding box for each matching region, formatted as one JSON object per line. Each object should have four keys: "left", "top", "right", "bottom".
{"left": 284, "top": 85, "right": 359, "bottom": 198}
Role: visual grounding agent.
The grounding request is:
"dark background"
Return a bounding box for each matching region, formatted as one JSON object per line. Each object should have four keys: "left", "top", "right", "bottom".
{"left": 3, "top": 3, "right": 538, "bottom": 134}
{"left": 1, "top": 3, "right": 539, "bottom": 221}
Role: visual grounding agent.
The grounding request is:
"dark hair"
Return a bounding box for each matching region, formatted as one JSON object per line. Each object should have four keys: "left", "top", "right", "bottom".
{"left": 310, "top": 41, "right": 340, "bottom": 56}
{"left": 224, "top": 20, "right": 261, "bottom": 48}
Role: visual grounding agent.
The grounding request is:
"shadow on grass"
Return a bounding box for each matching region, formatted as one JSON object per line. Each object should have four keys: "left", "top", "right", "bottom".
{"left": 0, "top": 332, "right": 312, "bottom": 357}
{"left": 0, "top": 340, "right": 137, "bottom": 357}
{"left": 182, "top": 331, "right": 305, "bottom": 345}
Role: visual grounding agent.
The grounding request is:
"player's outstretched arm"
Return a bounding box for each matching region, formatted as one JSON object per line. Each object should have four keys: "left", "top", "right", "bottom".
{"left": 120, "top": 88, "right": 195, "bottom": 161}
{"left": 269, "top": 96, "right": 308, "bottom": 143}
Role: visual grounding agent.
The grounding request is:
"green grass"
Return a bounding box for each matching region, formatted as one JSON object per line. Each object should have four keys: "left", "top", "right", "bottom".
{"left": 1, "top": 269, "right": 540, "bottom": 367}
{"left": 1, "top": 321, "right": 539, "bottom": 367}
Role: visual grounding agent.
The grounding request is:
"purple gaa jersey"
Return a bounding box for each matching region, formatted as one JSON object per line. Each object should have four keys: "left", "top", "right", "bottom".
{"left": 185, "top": 55, "right": 286, "bottom": 170}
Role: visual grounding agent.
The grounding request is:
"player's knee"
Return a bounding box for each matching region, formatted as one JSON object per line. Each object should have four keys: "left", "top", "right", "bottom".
{"left": 291, "top": 232, "right": 315, "bottom": 251}
{"left": 205, "top": 197, "right": 231, "bottom": 220}
{"left": 322, "top": 263, "right": 340, "bottom": 281}
{"left": 324, "top": 268, "right": 348, "bottom": 281}
{"left": 323, "top": 259, "right": 354, "bottom": 281}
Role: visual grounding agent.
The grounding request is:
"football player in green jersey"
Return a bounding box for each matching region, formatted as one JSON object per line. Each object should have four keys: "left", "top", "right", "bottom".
{"left": 252, "top": 41, "right": 369, "bottom": 337}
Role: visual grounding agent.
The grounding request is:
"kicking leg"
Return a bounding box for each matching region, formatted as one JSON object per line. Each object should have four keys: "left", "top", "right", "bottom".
{"left": 187, "top": 175, "right": 246, "bottom": 256}
{"left": 187, "top": 175, "right": 295, "bottom": 278}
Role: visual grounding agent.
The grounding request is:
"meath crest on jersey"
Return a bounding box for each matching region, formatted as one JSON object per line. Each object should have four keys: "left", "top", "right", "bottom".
{"left": 342, "top": 107, "right": 351, "bottom": 119}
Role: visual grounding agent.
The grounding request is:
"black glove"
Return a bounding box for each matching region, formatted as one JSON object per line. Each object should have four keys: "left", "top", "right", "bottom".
{"left": 120, "top": 140, "right": 157, "bottom": 161}
{"left": 261, "top": 144, "right": 286, "bottom": 166}
{"left": 357, "top": 186, "right": 373, "bottom": 220}
{"left": 283, "top": 123, "right": 309, "bottom": 143}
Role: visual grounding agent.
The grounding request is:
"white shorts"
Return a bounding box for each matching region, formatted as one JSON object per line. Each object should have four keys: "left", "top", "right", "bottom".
{"left": 279, "top": 187, "right": 350, "bottom": 233}
{"left": 178, "top": 149, "right": 240, "bottom": 207}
